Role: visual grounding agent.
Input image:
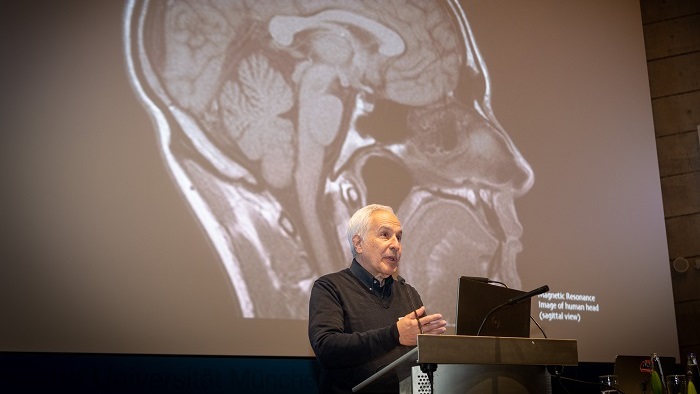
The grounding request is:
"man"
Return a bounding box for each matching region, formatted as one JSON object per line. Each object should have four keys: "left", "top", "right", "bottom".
{"left": 308, "top": 204, "right": 447, "bottom": 393}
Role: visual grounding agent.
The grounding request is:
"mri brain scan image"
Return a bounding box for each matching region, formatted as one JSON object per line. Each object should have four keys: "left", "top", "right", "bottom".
{"left": 124, "top": 0, "right": 534, "bottom": 322}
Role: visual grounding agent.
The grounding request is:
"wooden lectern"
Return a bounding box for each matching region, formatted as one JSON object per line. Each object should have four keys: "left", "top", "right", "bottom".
{"left": 353, "top": 335, "right": 578, "bottom": 394}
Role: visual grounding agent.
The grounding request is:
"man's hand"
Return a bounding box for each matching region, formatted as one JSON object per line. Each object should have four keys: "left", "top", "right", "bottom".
{"left": 397, "top": 306, "right": 447, "bottom": 346}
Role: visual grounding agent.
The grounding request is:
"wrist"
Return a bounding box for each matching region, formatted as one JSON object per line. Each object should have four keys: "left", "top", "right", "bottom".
{"left": 392, "top": 322, "right": 400, "bottom": 344}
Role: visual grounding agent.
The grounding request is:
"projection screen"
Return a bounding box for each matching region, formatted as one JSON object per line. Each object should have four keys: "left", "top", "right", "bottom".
{"left": 0, "top": 0, "right": 679, "bottom": 362}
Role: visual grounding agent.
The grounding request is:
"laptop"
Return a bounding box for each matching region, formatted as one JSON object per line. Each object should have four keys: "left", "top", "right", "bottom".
{"left": 454, "top": 276, "right": 531, "bottom": 337}
{"left": 614, "top": 355, "right": 678, "bottom": 394}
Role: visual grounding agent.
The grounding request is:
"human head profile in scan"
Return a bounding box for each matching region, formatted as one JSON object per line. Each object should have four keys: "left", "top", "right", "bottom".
{"left": 123, "top": 0, "right": 534, "bottom": 322}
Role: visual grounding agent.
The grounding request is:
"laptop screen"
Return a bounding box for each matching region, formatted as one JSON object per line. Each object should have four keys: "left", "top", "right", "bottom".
{"left": 454, "top": 276, "right": 531, "bottom": 337}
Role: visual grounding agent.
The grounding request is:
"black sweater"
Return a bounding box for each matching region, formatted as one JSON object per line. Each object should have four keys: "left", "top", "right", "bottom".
{"left": 308, "top": 262, "right": 423, "bottom": 393}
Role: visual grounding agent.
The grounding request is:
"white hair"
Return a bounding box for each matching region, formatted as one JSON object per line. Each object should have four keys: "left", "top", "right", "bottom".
{"left": 347, "top": 204, "right": 395, "bottom": 257}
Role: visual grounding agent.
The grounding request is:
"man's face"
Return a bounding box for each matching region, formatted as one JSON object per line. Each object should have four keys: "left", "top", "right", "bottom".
{"left": 354, "top": 211, "right": 403, "bottom": 280}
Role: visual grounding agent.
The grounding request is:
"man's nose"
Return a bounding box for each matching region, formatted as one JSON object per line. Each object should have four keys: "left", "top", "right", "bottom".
{"left": 389, "top": 236, "right": 400, "bottom": 250}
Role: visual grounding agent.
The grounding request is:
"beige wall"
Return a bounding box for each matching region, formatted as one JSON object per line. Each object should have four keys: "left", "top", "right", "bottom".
{"left": 641, "top": 0, "right": 700, "bottom": 359}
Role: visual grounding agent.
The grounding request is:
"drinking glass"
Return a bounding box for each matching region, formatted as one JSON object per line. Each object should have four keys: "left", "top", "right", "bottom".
{"left": 599, "top": 374, "right": 618, "bottom": 393}
{"left": 666, "top": 375, "right": 687, "bottom": 394}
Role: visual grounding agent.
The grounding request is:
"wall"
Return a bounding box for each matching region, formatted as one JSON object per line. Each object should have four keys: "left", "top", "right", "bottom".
{"left": 640, "top": 0, "right": 700, "bottom": 359}
{"left": 0, "top": 353, "right": 320, "bottom": 394}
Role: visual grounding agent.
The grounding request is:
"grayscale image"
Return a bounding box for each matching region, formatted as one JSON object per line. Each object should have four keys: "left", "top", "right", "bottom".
{"left": 124, "top": 0, "right": 534, "bottom": 322}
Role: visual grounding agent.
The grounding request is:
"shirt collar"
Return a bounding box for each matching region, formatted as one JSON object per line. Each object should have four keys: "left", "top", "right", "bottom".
{"left": 350, "top": 259, "right": 394, "bottom": 298}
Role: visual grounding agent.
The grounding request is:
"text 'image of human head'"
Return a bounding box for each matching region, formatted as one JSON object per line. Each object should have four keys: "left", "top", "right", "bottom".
{"left": 124, "top": 0, "right": 533, "bottom": 323}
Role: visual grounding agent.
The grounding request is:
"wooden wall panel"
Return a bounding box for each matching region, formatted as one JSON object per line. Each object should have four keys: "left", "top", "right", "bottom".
{"left": 640, "top": 0, "right": 700, "bottom": 24}
{"left": 647, "top": 51, "right": 700, "bottom": 98}
{"left": 665, "top": 213, "right": 700, "bottom": 258}
{"left": 642, "top": 0, "right": 700, "bottom": 359}
{"left": 656, "top": 131, "right": 700, "bottom": 176}
{"left": 675, "top": 300, "right": 700, "bottom": 353}
{"left": 670, "top": 262, "right": 700, "bottom": 302}
{"left": 661, "top": 172, "right": 700, "bottom": 216}
{"left": 644, "top": 14, "right": 700, "bottom": 60}
{"left": 651, "top": 90, "right": 700, "bottom": 136}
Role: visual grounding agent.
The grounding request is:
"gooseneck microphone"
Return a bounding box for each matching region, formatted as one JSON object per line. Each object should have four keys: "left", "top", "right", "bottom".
{"left": 462, "top": 276, "right": 549, "bottom": 338}
{"left": 505, "top": 285, "right": 550, "bottom": 306}
{"left": 397, "top": 276, "right": 436, "bottom": 393}
{"left": 397, "top": 276, "right": 423, "bottom": 333}
{"left": 476, "top": 284, "right": 550, "bottom": 336}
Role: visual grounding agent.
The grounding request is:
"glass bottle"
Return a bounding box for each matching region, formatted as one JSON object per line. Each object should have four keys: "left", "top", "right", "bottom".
{"left": 688, "top": 353, "right": 698, "bottom": 394}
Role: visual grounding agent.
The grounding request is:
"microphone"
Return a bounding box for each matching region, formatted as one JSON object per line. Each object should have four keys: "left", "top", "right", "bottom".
{"left": 397, "top": 276, "right": 423, "bottom": 333}
{"left": 398, "top": 277, "right": 436, "bottom": 390}
{"left": 476, "top": 284, "right": 549, "bottom": 336}
{"left": 505, "top": 285, "right": 550, "bottom": 306}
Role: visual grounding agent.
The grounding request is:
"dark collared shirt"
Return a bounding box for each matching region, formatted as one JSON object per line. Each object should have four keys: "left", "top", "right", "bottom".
{"left": 349, "top": 259, "right": 394, "bottom": 299}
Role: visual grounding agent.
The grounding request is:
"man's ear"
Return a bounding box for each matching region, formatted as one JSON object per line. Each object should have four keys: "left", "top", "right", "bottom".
{"left": 352, "top": 234, "right": 362, "bottom": 254}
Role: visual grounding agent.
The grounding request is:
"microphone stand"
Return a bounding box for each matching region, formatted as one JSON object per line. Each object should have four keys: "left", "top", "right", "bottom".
{"left": 476, "top": 303, "right": 509, "bottom": 336}
{"left": 420, "top": 360, "right": 437, "bottom": 393}
{"left": 399, "top": 276, "right": 437, "bottom": 393}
